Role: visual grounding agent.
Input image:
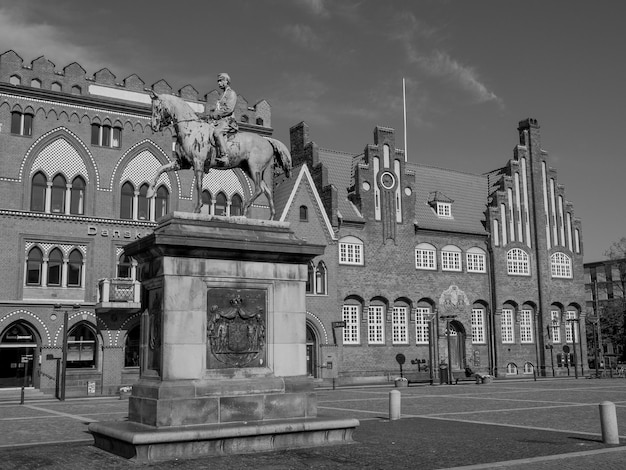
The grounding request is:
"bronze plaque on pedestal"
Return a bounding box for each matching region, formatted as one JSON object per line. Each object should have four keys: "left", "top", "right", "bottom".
{"left": 206, "top": 288, "right": 267, "bottom": 369}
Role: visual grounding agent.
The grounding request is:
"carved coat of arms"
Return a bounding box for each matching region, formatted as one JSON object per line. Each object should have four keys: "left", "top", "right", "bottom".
{"left": 206, "top": 289, "right": 266, "bottom": 368}
{"left": 439, "top": 285, "right": 470, "bottom": 313}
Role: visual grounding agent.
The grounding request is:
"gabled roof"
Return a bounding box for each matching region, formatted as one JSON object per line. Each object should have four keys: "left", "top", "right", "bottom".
{"left": 411, "top": 163, "right": 488, "bottom": 235}
{"left": 317, "top": 148, "right": 363, "bottom": 222}
{"left": 277, "top": 164, "right": 336, "bottom": 240}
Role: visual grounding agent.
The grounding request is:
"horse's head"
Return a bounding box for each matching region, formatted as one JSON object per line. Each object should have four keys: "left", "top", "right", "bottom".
{"left": 149, "top": 91, "right": 172, "bottom": 132}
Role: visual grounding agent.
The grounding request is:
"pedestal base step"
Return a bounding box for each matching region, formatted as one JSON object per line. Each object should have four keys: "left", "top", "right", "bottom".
{"left": 89, "top": 417, "right": 359, "bottom": 462}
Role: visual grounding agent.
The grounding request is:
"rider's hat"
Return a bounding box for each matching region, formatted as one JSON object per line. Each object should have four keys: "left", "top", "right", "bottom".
{"left": 217, "top": 73, "right": 231, "bottom": 83}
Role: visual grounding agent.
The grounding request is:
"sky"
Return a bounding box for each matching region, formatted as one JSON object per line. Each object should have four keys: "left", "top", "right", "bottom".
{"left": 0, "top": 0, "right": 624, "bottom": 262}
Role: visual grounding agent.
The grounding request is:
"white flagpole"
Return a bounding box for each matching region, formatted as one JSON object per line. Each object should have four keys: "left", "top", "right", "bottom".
{"left": 403, "top": 78, "right": 408, "bottom": 163}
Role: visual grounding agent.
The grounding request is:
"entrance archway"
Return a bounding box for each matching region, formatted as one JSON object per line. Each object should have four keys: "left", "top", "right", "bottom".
{"left": 0, "top": 322, "right": 39, "bottom": 388}
{"left": 306, "top": 324, "right": 318, "bottom": 378}
{"left": 446, "top": 321, "right": 466, "bottom": 371}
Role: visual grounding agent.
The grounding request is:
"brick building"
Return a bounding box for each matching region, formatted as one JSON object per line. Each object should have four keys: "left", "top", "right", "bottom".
{"left": 279, "top": 120, "right": 586, "bottom": 384}
{"left": 0, "top": 49, "right": 588, "bottom": 396}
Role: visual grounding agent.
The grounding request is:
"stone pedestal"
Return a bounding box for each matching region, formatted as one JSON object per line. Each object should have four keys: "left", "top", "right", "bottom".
{"left": 89, "top": 213, "right": 358, "bottom": 461}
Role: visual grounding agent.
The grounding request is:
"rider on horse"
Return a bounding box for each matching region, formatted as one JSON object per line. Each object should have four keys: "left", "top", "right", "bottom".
{"left": 202, "top": 73, "right": 238, "bottom": 165}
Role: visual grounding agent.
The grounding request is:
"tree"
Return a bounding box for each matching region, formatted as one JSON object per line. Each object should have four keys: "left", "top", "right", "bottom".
{"left": 597, "top": 239, "right": 626, "bottom": 361}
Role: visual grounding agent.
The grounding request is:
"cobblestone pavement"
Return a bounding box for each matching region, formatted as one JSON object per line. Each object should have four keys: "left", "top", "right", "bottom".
{"left": 1, "top": 378, "right": 625, "bottom": 469}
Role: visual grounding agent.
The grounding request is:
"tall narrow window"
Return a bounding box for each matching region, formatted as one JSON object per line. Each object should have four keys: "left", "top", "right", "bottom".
{"left": 315, "top": 262, "right": 327, "bottom": 295}
{"left": 471, "top": 308, "right": 485, "bottom": 343}
{"left": 368, "top": 305, "right": 385, "bottom": 344}
{"left": 551, "top": 310, "right": 561, "bottom": 343}
{"left": 201, "top": 190, "right": 212, "bottom": 215}
{"left": 342, "top": 305, "right": 360, "bottom": 344}
{"left": 155, "top": 185, "right": 169, "bottom": 220}
{"left": 70, "top": 176, "right": 86, "bottom": 215}
{"left": 120, "top": 182, "right": 134, "bottom": 219}
{"left": 47, "top": 248, "right": 63, "bottom": 286}
{"left": 215, "top": 192, "right": 227, "bottom": 216}
{"left": 26, "top": 247, "right": 43, "bottom": 285}
{"left": 231, "top": 194, "right": 243, "bottom": 216}
{"left": 501, "top": 308, "right": 515, "bottom": 343}
{"left": 565, "top": 311, "right": 578, "bottom": 343}
{"left": 124, "top": 325, "right": 141, "bottom": 367}
{"left": 392, "top": 306, "right": 408, "bottom": 344}
{"left": 137, "top": 184, "right": 150, "bottom": 220}
{"left": 520, "top": 309, "right": 533, "bottom": 343}
{"left": 117, "top": 254, "right": 132, "bottom": 279}
{"left": 306, "top": 262, "right": 314, "bottom": 294}
{"left": 300, "top": 205, "right": 308, "bottom": 222}
{"left": 31, "top": 172, "right": 47, "bottom": 212}
{"left": 50, "top": 174, "right": 66, "bottom": 214}
{"left": 67, "top": 250, "right": 82, "bottom": 287}
{"left": 66, "top": 323, "right": 96, "bottom": 368}
{"left": 415, "top": 307, "right": 431, "bottom": 344}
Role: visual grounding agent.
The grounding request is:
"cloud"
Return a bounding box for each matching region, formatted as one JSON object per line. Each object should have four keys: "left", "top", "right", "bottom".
{"left": 418, "top": 51, "right": 501, "bottom": 105}
{"left": 294, "top": 0, "right": 330, "bottom": 17}
{"left": 282, "top": 24, "right": 322, "bottom": 50}
{"left": 0, "top": 6, "right": 104, "bottom": 73}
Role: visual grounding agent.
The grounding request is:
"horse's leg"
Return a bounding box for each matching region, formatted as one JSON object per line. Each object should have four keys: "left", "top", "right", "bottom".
{"left": 242, "top": 170, "right": 264, "bottom": 218}
{"left": 259, "top": 178, "right": 275, "bottom": 220}
{"left": 194, "top": 166, "right": 204, "bottom": 213}
{"left": 147, "top": 161, "right": 179, "bottom": 198}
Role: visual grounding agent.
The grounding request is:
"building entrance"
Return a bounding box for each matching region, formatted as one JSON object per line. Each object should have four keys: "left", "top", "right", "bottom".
{"left": 0, "top": 322, "right": 38, "bottom": 388}
{"left": 306, "top": 324, "right": 317, "bottom": 378}
{"left": 447, "top": 321, "right": 466, "bottom": 371}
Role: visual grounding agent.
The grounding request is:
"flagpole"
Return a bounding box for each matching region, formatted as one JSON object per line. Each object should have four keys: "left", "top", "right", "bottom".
{"left": 403, "top": 78, "right": 408, "bottom": 163}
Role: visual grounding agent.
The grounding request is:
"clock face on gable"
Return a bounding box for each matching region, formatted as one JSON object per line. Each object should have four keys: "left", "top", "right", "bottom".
{"left": 379, "top": 171, "right": 396, "bottom": 190}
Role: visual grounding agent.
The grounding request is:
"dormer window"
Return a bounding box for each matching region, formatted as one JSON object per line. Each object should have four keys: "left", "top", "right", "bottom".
{"left": 428, "top": 191, "right": 454, "bottom": 218}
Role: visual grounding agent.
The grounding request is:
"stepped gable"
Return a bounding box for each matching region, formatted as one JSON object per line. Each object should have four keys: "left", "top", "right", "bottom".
{"left": 411, "top": 163, "right": 488, "bottom": 235}
{"left": 0, "top": 50, "right": 272, "bottom": 126}
{"left": 318, "top": 148, "right": 363, "bottom": 223}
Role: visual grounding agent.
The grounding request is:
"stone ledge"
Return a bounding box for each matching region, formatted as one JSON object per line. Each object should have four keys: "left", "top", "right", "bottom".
{"left": 89, "top": 417, "right": 359, "bottom": 462}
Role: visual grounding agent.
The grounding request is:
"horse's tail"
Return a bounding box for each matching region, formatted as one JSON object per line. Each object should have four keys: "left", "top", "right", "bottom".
{"left": 266, "top": 137, "right": 292, "bottom": 178}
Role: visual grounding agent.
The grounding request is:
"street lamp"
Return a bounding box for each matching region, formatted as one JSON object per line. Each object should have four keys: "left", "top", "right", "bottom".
{"left": 566, "top": 318, "right": 580, "bottom": 379}
{"left": 587, "top": 315, "right": 600, "bottom": 378}
{"left": 440, "top": 314, "right": 457, "bottom": 385}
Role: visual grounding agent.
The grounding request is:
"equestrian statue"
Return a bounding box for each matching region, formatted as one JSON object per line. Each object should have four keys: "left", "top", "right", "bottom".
{"left": 146, "top": 73, "right": 291, "bottom": 220}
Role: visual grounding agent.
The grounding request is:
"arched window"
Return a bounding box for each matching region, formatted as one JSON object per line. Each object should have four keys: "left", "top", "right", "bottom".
{"left": 120, "top": 182, "right": 134, "bottom": 219}
{"left": 47, "top": 248, "right": 63, "bottom": 286}
{"left": 339, "top": 236, "right": 364, "bottom": 265}
{"left": 117, "top": 254, "right": 132, "bottom": 279}
{"left": 523, "top": 362, "right": 534, "bottom": 374}
{"left": 306, "top": 261, "right": 315, "bottom": 294}
{"left": 392, "top": 301, "right": 409, "bottom": 345}
{"left": 124, "top": 325, "right": 140, "bottom": 367}
{"left": 215, "top": 192, "right": 227, "bottom": 216}
{"left": 471, "top": 306, "right": 486, "bottom": 344}
{"left": 342, "top": 298, "right": 362, "bottom": 344}
{"left": 507, "top": 248, "right": 530, "bottom": 275}
{"left": 415, "top": 303, "right": 432, "bottom": 344}
{"left": 66, "top": 323, "right": 96, "bottom": 368}
{"left": 231, "top": 194, "right": 243, "bottom": 216}
{"left": 137, "top": 184, "right": 150, "bottom": 221}
{"left": 67, "top": 250, "right": 82, "bottom": 287}
{"left": 26, "top": 247, "right": 43, "bottom": 285}
{"left": 550, "top": 252, "right": 572, "bottom": 278}
{"left": 466, "top": 247, "right": 486, "bottom": 273}
{"left": 520, "top": 306, "right": 534, "bottom": 343}
{"left": 155, "top": 185, "right": 169, "bottom": 220}
{"left": 50, "top": 174, "right": 66, "bottom": 213}
{"left": 201, "top": 190, "right": 212, "bottom": 215}
{"left": 70, "top": 176, "right": 86, "bottom": 215}
{"left": 31, "top": 172, "right": 47, "bottom": 212}
{"left": 315, "top": 261, "right": 327, "bottom": 295}
{"left": 300, "top": 205, "right": 308, "bottom": 222}
{"left": 506, "top": 363, "right": 518, "bottom": 375}
{"left": 415, "top": 242, "right": 436, "bottom": 270}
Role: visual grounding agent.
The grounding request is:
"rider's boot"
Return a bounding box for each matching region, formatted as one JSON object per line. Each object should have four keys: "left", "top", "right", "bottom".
{"left": 216, "top": 134, "right": 230, "bottom": 165}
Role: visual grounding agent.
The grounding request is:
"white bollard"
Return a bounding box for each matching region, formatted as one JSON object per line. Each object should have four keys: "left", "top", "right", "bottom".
{"left": 599, "top": 401, "right": 620, "bottom": 444}
{"left": 389, "top": 389, "right": 401, "bottom": 420}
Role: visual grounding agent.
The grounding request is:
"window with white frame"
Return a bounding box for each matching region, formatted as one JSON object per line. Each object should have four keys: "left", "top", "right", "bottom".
{"left": 520, "top": 308, "right": 533, "bottom": 343}
{"left": 415, "top": 307, "right": 431, "bottom": 344}
{"left": 523, "top": 362, "right": 534, "bottom": 374}
{"left": 507, "top": 248, "right": 530, "bottom": 275}
{"left": 506, "top": 363, "right": 518, "bottom": 375}
{"left": 436, "top": 202, "right": 452, "bottom": 218}
{"left": 368, "top": 305, "right": 385, "bottom": 344}
{"left": 551, "top": 252, "right": 572, "bottom": 278}
{"left": 342, "top": 304, "right": 360, "bottom": 344}
{"left": 550, "top": 310, "right": 561, "bottom": 343}
{"left": 471, "top": 308, "right": 486, "bottom": 344}
{"left": 501, "top": 308, "right": 515, "bottom": 343}
{"left": 441, "top": 245, "right": 462, "bottom": 271}
{"left": 466, "top": 247, "right": 486, "bottom": 273}
{"left": 392, "top": 306, "right": 408, "bottom": 344}
{"left": 565, "top": 310, "right": 578, "bottom": 343}
{"left": 339, "top": 236, "right": 364, "bottom": 265}
{"left": 415, "top": 243, "right": 436, "bottom": 270}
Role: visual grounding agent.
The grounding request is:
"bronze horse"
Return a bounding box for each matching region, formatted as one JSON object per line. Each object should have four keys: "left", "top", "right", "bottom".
{"left": 147, "top": 92, "right": 291, "bottom": 219}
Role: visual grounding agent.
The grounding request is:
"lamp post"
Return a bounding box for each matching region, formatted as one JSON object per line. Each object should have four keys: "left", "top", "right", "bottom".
{"left": 425, "top": 314, "right": 436, "bottom": 385}
{"left": 440, "top": 315, "right": 457, "bottom": 385}
{"left": 587, "top": 315, "right": 600, "bottom": 377}
{"left": 545, "top": 344, "right": 555, "bottom": 377}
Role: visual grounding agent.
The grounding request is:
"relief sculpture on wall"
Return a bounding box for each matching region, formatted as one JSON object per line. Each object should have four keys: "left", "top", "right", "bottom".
{"left": 206, "top": 288, "right": 266, "bottom": 368}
